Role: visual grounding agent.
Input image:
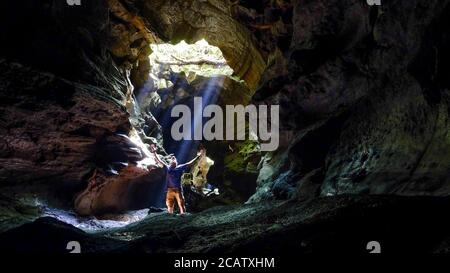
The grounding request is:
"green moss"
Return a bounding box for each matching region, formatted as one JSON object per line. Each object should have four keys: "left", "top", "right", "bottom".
{"left": 224, "top": 140, "right": 260, "bottom": 173}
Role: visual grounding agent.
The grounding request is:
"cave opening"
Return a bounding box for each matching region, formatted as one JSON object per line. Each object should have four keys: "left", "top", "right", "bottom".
{"left": 38, "top": 39, "right": 259, "bottom": 232}
{"left": 138, "top": 39, "right": 237, "bottom": 162}
{"left": 132, "top": 39, "right": 259, "bottom": 214}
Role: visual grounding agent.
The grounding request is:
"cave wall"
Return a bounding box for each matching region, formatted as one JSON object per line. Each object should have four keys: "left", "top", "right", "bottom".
{"left": 0, "top": 0, "right": 166, "bottom": 213}
{"left": 249, "top": 0, "right": 450, "bottom": 201}
{"left": 0, "top": 0, "right": 130, "bottom": 199}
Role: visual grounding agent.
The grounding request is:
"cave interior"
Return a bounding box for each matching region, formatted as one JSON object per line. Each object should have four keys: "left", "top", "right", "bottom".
{"left": 0, "top": 0, "right": 450, "bottom": 254}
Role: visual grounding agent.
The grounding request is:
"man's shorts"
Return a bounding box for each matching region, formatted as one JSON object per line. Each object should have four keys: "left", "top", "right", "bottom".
{"left": 166, "top": 187, "right": 184, "bottom": 208}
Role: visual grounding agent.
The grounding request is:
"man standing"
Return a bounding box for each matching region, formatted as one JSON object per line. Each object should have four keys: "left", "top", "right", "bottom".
{"left": 150, "top": 144, "right": 203, "bottom": 214}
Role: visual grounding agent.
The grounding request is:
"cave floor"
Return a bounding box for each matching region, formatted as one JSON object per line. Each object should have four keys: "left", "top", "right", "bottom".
{"left": 1, "top": 195, "right": 449, "bottom": 254}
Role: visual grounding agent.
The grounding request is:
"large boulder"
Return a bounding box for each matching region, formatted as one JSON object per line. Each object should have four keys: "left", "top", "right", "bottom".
{"left": 75, "top": 166, "right": 165, "bottom": 216}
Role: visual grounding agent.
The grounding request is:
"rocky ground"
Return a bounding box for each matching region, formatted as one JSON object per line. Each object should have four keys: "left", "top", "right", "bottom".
{"left": 1, "top": 195, "right": 449, "bottom": 253}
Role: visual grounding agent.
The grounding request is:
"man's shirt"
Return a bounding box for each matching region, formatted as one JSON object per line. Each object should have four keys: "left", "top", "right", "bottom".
{"left": 164, "top": 165, "right": 189, "bottom": 189}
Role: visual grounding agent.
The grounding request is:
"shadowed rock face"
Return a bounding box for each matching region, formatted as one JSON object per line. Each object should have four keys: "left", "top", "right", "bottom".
{"left": 0, "top": 0, "right": 164, "bottom": 216}
{"left": 0, "top": 60, "right": 130, "bottom": 193}
{"left": 249, "top": 0, "right": 450, "bottom": 201}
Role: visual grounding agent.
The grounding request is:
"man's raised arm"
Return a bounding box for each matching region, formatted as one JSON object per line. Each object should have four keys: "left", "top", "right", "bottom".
{"left": 150, "top": 144, "right": 168, "bottom": 168}
{"left": 178, "top": 150, "right": 203, "bottom": 168}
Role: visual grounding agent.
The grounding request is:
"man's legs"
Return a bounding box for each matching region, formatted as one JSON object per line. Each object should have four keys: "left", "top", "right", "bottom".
{"left": 166, "top": 189, "right": 176, "bottom": 214}
{"left": 174, "top": 190, "right": 186, "bottom": 214}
